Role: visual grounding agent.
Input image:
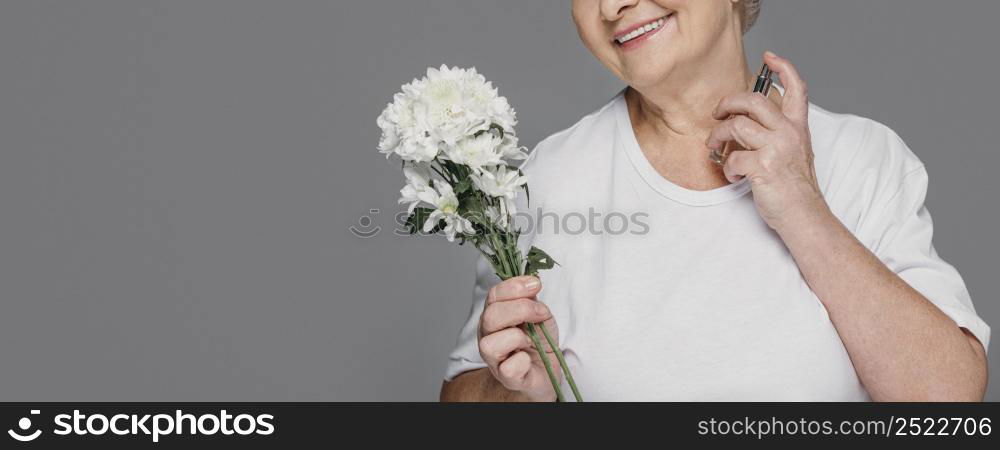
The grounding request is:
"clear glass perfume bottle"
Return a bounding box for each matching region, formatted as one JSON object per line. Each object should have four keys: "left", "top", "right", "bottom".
{"left": 709, "top": 64, "right": 774, "bottom": 165}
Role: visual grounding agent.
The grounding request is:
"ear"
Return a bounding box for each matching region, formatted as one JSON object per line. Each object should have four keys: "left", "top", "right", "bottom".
{"left": 730, "top": 0, "right": 745, "bottom": 32}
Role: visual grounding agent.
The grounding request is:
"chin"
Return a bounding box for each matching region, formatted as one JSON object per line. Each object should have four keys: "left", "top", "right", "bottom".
{"left": 620, "top": 62, "right": 676, "bottom": 90}
{"left": 615, "top": 42, "right": 684, "bottom": 89}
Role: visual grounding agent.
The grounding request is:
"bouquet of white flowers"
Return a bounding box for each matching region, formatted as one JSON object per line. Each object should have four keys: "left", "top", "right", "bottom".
{"left": 377, "top": 65, "right": 582, "bottom": 402}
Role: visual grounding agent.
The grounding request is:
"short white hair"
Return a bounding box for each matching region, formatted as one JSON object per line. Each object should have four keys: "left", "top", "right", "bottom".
{"left": 743, "top": 0, "right": 761, "bottom": 33}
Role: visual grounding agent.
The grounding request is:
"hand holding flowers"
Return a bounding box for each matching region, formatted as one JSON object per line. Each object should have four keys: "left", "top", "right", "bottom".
{"left": 377, "top": 65, "right": 581, "bottom": 401}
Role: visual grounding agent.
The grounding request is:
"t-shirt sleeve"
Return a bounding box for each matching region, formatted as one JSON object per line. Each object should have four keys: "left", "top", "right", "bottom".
{"left": 855, "top": 133, "right": 990, "bottom": 353}
{"left": 443, "top": 254, "right": 501, "bottom": 381}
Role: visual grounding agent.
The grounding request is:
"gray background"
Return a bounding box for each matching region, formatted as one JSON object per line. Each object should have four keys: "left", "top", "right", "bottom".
{"left": 0, "top": 0, "right": 996, "bottom": 401}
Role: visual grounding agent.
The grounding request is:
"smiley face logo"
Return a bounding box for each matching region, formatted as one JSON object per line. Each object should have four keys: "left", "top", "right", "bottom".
{"left": 8, "top": 410, "right": 41, "bottom": 442}
{"left": 349, "top": 209, "right": 382, "bottom": 238}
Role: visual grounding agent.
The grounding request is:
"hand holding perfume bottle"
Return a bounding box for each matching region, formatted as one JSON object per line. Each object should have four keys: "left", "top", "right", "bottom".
{"left": 708, "top": 63, "right": 774, "bottom": 165}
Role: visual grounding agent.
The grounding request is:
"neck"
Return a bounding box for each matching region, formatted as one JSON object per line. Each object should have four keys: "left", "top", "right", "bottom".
{"left": 627, "top": 37, "right": 754, "bottom": 144}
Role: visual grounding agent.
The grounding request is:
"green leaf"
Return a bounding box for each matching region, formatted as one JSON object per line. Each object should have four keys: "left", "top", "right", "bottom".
{"left": 458, "top": 193, "right": 484, "bottom": 216}
{"left": 455, "top": 176, "right": 472, "bottom": 195}
{"left": 524, "top": 246, "right": 558, "bottom": 276}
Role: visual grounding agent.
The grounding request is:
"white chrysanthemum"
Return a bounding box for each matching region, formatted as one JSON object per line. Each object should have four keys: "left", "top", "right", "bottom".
{"left": 498, "top": 133, "right": 528, "bottom": 160}
{"left": 398, "top": 164, "right": 433, "bottom": 214}
{"left": 377, "top": 65, "right": 518, "bottom": 163}
{"left": 421, "top": 180, "right": 474, "bottom": 242}
{"left": 471, "top": 165, "right": 527, "bottom": 215}
{"left": 472, "top": 165, "right": 527, "bottom": 198}
{"left": 444, "top": 133, "right": 505, "bottom": 173}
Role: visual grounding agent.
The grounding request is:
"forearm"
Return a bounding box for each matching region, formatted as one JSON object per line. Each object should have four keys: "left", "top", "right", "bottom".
{"left": 777, "top": 206, "right": 987, "bottom": 401}
{"left": 439, "top": 368, "right": 534, "bottom": 402}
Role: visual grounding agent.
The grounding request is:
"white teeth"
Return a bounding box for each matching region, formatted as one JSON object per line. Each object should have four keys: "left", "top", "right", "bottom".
{"left": 616, "top": 16, "right": 667, "bottom": 44}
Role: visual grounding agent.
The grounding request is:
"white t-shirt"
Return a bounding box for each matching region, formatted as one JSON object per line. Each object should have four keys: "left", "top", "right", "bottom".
{"left": 443, "top": 89, "right": 990, "bottom": 401}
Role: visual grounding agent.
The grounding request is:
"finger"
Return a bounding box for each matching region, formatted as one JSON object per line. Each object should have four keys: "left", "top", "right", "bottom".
{"left": 479, "top": 327, "right": 532, "bottom": 367}
{"left": 497, "top": 350, "right": 532, "bottom": 389}
{"left": 763, "top": 51, "right": 808, "bottom": 125}
{"left": 486, "top": 276, "right": 541, "bottom": 304}
{"left": 722, "top": 150, "right": 759, "bottom": 183}
{"left": 712, "top": 92, "right": 786, "bottom": 130}
{"left": 706, "top": 115, "right": 769, "bottom": 153}
{"left": 480, "top": 298, "right": 552, "bottom": 335}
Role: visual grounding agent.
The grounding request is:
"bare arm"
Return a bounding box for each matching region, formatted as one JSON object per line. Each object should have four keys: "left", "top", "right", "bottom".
{"left": 713, "top": 51, "right": 987, "bottom": 401}
{"left": 440, "top": 368, "right": 533, "bottom": 402}
{"left": 778, "top": 206, "right": 987, "bottom": 401}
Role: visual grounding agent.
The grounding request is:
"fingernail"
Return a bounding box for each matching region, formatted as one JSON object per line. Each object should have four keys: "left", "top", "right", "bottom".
{"left": 524, "top": 278, "right": 540, "bottom": 290}
{"left": 535, "top": 304, "right": 549, "bottom": 315}
{"left": 765, "top": 50, "right": 777, "bottom": 58}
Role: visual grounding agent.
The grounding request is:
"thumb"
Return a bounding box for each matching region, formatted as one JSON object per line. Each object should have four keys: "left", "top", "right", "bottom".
{"left": 764, "top": 51, "right": 809, "bottom": 126}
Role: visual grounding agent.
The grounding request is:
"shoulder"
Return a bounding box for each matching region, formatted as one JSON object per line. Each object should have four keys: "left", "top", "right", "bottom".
{"left": 807, "top": 102, "right": 930, "bottom": 233}
{"left": 808, "top": 102, "right": 926, "bottom": 195}
{"left": 517, "top": 93, "right": 622, "bottom": 178}
{"left": 809, "top": 103, "right": 925, "bottom": 178}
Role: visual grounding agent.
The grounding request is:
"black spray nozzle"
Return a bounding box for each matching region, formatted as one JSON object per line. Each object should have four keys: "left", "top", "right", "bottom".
{"left": 753, "top": 63, "right": 773, "bottom": 95}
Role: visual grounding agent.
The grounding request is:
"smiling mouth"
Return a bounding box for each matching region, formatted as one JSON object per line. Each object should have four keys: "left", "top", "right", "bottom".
{"left": 614, "top": 13, "right": 672, "bottom": 46}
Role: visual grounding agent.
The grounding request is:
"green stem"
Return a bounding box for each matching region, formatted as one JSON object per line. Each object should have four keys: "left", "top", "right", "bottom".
{"left": 489, "top": 256, "right": 564, "bottom": 402}
{"left": 524, "top": 322, "right": 563, "bottom": 402}
{"left": 475, "top": 201, "right": 580, "bottom": 403}
{"left": 537, "top": 322, "right": 582, "bottom": 402}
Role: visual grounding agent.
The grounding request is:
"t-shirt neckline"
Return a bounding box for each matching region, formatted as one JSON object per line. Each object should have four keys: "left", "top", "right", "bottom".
{"left": 613, "top": 89, "right": 752, "bottom": 207}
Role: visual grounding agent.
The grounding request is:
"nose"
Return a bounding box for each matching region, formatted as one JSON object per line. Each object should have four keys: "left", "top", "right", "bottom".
{"left": 600, "top": 0, "right": 640, "bottom": 21}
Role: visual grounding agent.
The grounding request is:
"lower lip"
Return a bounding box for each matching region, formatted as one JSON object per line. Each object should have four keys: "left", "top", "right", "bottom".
{"left": 617, "top": 14, "right": 673, "bottom": 51}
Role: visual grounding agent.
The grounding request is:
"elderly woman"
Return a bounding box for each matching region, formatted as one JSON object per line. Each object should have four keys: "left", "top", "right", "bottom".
{"left": 440, "top": 0, "right": 989, "bottom": 401}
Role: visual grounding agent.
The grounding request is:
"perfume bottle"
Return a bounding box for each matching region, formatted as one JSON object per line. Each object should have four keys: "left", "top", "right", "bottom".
{"left": 708, "top": 63, "right": 774, "bottom": 165}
